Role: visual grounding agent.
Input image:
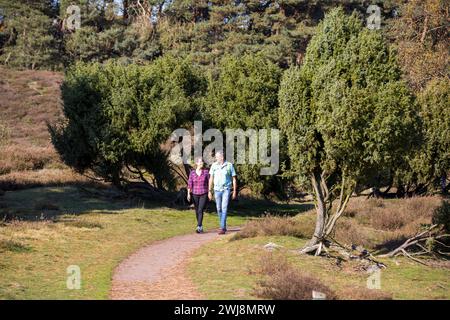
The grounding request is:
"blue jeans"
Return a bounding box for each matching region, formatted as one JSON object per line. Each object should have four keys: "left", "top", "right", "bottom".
{"left": 214, "top": 189, "right": 231, "bottom": 230}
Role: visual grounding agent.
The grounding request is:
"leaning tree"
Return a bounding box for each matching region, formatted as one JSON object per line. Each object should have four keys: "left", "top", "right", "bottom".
{"left": 278, "top": 8, "right": 420, "bottom": 255}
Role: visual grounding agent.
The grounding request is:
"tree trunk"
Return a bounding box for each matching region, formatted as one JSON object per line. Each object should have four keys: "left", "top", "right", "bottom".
{"left": 381, "top": 183, "right": 393, "bottom": 197}
{"left": 123, "top": 0, "right": 129, "bottom": 21}
{"left": 111, "top": 170, "right": 122, "bottom": 190}
{"left": 301, "top": 170, "right": 353, "bottom": 256}
{"left": 441, "top": 175, "right": 448, "bottom": 194}
{"left": 301, "top": 172, "right": 327, "bottom": 254}
{"left": 155, "top": 176, "right": 164, "bottom": 190}
{"left": 396, "top": 184, "right": 405, "bottom": 198}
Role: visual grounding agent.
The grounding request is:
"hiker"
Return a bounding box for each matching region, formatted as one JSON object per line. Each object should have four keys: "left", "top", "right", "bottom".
{"left": 208, "top": 150, "right": 237, "bottom": 235}
{"left": 187, "top": 157, "right": 210, "bottom": 233}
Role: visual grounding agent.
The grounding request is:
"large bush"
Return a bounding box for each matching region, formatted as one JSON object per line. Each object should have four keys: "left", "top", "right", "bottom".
{"left": 399, "top": 78, "right": 450, "bottom": 194}
{"left": 278, "top": 8, "right": 419, "bottom": 253}
{"left": 432, "top": 200, "right": 450, "bottom": 233}
{"left": 49, "top": 56, "right": 206, "bottom": 189}
{"left": 203, "top": 54, "right": 285, "bottom": 196}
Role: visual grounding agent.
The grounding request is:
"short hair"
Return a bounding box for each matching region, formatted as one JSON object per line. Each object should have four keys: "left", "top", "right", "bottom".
{"left": 215, "top": 150, "right": 224, "bottom": 157}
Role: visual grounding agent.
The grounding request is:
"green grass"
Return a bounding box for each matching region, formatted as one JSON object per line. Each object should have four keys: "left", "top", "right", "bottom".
{"left": 4, "top": 186, "right": 445, "bottom": 300}
{"left": 0, "top": 186, "right": 261, "bottom": 299}
{"left": 187, "top": 235, "right": 450, "bottom": 300}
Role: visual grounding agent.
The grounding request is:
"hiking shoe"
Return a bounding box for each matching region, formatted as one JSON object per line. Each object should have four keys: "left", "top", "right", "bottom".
{"left": 218, "top": 229, "right": 226, "bottom": 235}
{"left": 196, "top": 226, "right": 204, "bottom": 234}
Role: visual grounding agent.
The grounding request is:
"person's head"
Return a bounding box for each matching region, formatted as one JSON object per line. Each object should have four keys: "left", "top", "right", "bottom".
{"left": 194, "top": 157, "right": 204, "bottom": 169}
{"left": 215, "top": 150, "right": 224, "bottom": 164}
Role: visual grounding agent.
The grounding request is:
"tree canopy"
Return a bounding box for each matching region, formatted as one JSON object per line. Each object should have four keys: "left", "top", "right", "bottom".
{"left": 203, "top": 54, "right": 284, "bottom": 196}
{"left": 0, "top": 0, "right": 403, "bottom": 69}
{"left": 278, "top": 8, "right": 420, "bottom": 253}
{"left": 1, "top": 1, "right": 447, "bottom": 201}
{"left": 49, "top": 55, "right": 205, "bottom": 189}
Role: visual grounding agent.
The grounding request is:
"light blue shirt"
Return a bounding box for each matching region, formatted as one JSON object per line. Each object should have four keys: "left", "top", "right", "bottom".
{"left": 209, "top": 161, "right": 237, "bottom": 191}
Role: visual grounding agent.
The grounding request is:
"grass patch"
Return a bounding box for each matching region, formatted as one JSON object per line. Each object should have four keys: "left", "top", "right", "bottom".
{"left": 187, "top": 235, "right": 450, "bottom": 300}
{"left": 61, "top": 220, "right": 103, "bottom": 229}
{"left": 338, "top": 287, "right": 393, "bottom": 300}
{"left": 0, "top": 239, "right": 32, "bottom": 253}
{"left": 0, "top": 186, "right": 251, "bottom": 299}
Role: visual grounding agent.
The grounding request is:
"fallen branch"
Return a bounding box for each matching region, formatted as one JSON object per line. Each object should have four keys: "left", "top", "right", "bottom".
{"left": 378, "top": 224, "right": 439, "bottom": 258}
{"left": 378, "top": 225, "right": 450, "bottom": 264}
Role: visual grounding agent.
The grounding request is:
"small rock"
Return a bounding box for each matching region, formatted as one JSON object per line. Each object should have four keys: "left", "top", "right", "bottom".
{"left": 312, "top": 290, "right": 327, "bottom": 300}
{"left": 263, "top": 242, "right": 283, "bottom": 251}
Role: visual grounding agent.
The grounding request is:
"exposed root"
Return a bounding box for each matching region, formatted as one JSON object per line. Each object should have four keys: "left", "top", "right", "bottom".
{"left": 300, "top": 237, "right": 386, "bottom": 269}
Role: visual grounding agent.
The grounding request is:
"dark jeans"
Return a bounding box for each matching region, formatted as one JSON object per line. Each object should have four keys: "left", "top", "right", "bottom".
{"left": 192, "top": 193, "right": 208, "bottom": 227}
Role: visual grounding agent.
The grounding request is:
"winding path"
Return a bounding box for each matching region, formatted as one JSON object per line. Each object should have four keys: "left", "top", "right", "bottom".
{"left": 110, "top": 229, "right": 237, "bottom": 300}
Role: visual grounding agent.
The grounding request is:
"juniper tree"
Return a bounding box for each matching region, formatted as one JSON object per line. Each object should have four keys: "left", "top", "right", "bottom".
{"left": 397, "top": 78, "right": 450, "bottom": 194}
{"left": 203, "top": 54, "right": 285, "bottom": 196}
{"left": 49, "top": 55, "right": 206, "bottom": 189}
{"left": 278, "top": 8, "right": 419, "bottom": 254}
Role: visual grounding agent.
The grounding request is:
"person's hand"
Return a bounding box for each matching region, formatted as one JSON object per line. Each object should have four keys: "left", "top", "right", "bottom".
{"left": 187, "top": 193, "right": 191, "bottom": 202}
{"left": 208, "top": 191, "right": 213, "bottom": 201}
{"left": 232, "top": 190, "right": 237, "bottom": 200}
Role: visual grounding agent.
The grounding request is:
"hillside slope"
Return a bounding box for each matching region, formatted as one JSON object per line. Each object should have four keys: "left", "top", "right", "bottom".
{"left": 0, "top": 66, "right": 90, "bottom": 190}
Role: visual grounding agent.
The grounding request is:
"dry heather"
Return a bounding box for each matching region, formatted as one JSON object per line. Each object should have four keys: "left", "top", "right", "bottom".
{"left": 336, "top": 196, "right": 443, "bottom": 250}
{"left": 255, "top": 252, "right": 338, "bottom": 300}
{"left": 255, "top": 252, "right": 392, "bottom": 300}
{"left": 345, "top": 196, "right": 440, "bottom": 231}
{"left": 338, "top": 287, "right": 393, "bottom": 300}
{"left": 0, "top": 66, "right": 63, "bottom": 176}
{"left": 231, "top": 214, "right": 315, "bottom": 241}
{"left": 234, "top": 196, "right": 444, "bottom": 251}
{"left": 0, "top": 67, "right": 98, "bottom": 190}
{"left": 0, "top": 145, "right": 61, "bottom": 175}
{"left": 0, "top": 169, "right": 102, "bottom": 191}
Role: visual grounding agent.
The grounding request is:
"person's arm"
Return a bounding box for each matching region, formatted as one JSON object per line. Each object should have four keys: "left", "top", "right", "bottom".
{"left": 187, "top": 171, "right": 193, "bottom": 201}
{"left": 231, "top": 164, "right": 237, "bottom": 200}
{"left": 232, "top": 176, "right": 237, "bottom": 200}
{"left": 208, "top": 167, "right": 214, "bottom": 200}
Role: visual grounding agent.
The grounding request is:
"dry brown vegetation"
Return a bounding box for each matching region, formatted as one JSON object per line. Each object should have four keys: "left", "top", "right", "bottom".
{"left": 231, "top": 214, "right": 315, "bottom": 241}
{"left": 0, "top": 66, "right": 96, "bottom": 190}
{"left": 0, "top": 66, "right": 63, "bottom": 175}
{"left": 0, "top": 145, "right": 61, "bottom": 175}
{"left": 0, "top": 168, "right": 101, "bottom": 191}
{"left": 336, "top": 196, "right": 443, "bottom": 251}
{"left": 338, "top": 287, "right": 393, "bottom": 300}
{"left": 234, "top": 196, "right": 444, "bottom": 253}
{"left": 255, "top": 252, "right": 338, "bottom": 300}
{"left": 255, "top": 252, "right": 392, "bottom": 300}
